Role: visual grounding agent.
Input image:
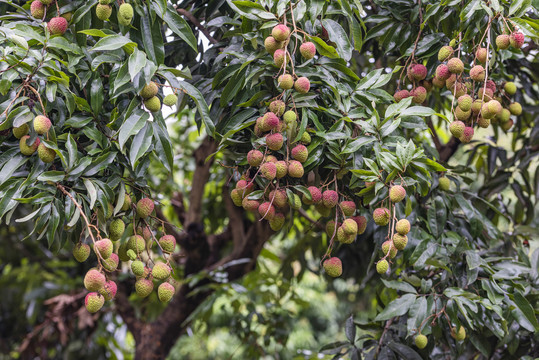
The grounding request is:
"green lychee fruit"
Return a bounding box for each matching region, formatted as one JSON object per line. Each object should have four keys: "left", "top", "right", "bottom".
{"left": 340, "top": 201, "right": 356, "bottom": 216}
{"left": 315, "top": 204, "right": 331, "bottom": 217}
{"left": 504, "top": 82, "right": 516, "bottom": 96}
{"left": 109, "top": 219, "right": 125, "bottom": 241}
{"left": 469, "top": 65, "right": 485, "bottom": 82}
{"left": 269, "top": 213, "right": 285, "bottom": 231}
{"left": 449, "top": 121, "right": 465, "bottom": 138}
{"left": 451, "top": 326, "right": 466, "bottom": 341}
{"left": 96, "top": 4, "right": 112, "bottom": 20}
{"left": 273, "top": 49, "right": 286, "bottom": 67}
{"left": 33, "top": 115, "right": 51, "bottom": 135}
{"left": 457, "top": 95, "right": 472, "bottom": 112}
{"left": 291, "top": 144, "right": 308, "bottom": 163}
{"left": 496, "top": 34, "right": 510, "bottom": 49}
{"left": 95, "top": 238, "right": 113, "bottom": 259}
{"left": 121, "top": 193, "right": 132, "bottom": 211}
{"left": 126, "top": 249, "right": 137, "bottom": 261}
{"left": 300, "top": 42, "right": 316, "bottom": 59}
{"left": 275, "top": 160, "right": 288, "bottom": 178}
{"left": 84, "top": 269, "right": 106, "bottom": 291}
{"left": 131, "top": 260, "right": 145, "bottom": 276}
{"left": 445, "top": 74, "right": 457, "bottom": 89}
{"left": 99, "top": 0, "right": 111, "bottom": 4}
{"left": 144, "top": 96, "right": 161, "bottom": 112}
{"left": 501, "top": 119, "right": 514, "bottom": 131}
{"left": 439, "top": 177, "right": 450, "bottom": 191}
{"left": 264, "top": 36, "right": 283, "bottom": 54}
{"left": 392, "top": 233, "right": 408, "bottom": 250}
{"left": 258, "top": 202, "right": 275, "bottom": 220}
{"left": 471, "top": 100, "right": 483, "bottom": 114}
{"left": 140, "top": 82, "right": 158, "bottom": 99}
{"left": 509, "top": 102, "right": 522, "bottom": 115}
{"left": 438, "top": 45, "right": 453, "bottom": 61}
{"left": 455, "top": 106, "right": 471, "bottom": 121}
{"left": 376, "top": 259, "right": 389, "bottom": 274}
{"left": 475, "top": 48, "right": 487, "bottom": 63}
{"left": 288, "top": 160, "right": 304, "bottom": 178}
{"left": 326, "top": 220, "right": 339, "bottom": 237}
{"left": 447, "top": 58, "right": 464, "bottom": 74}
{"left": 496, "top": 108, "right": 511, "bottom": 123}
{"left": 47, "top": 17, "right": 68, "bottom": 35}
{"left": 341, "top": 218, "right": 358, "bottom": 236}
{"left": 460, "top": 127, "right": 474, "bottom": 143}
{"left": 13, "top": 124, "right": 29, "bottom": 139}
{"left": 294, "top": 77, "right": 310, "bottom": 94}
{"left": 85, "top": 292, "right": 105, "bottom": 313}
{"left": 127, "top": 235, "right": 146, "bottom": 253}
{"left": 260, "top": 162, "right": 277, "bottom": 180}
{"left": 152, "top": 262, "right": 171, "bottom": 280}
{"left": 300, "top": 131, "right": 311, "bottom": 144}
{"left": 373, "top": 208, "right": 390, "bottom": 226}
{"left": 266, "top": 133, "right": 284, "bottom": 150}
{"left": 159, "top": 235, "right": 176, "bottom": 253}
{"left": 269, "top": 100, "right": 286, "bottom": 116}
{"left": 135, "top": 278, "right": 154, "bottom": 297}
{"left": 231, "top": 189, "right": 242, "bottom": 206}
{"left": 30, "top": 0, "right": 44, "bottom": 18}
{"left": 158, "top": 282, "right": 175, "bottom": 302}
{"left": 163, "top": 94, "right": 178, "bottom": 106}
{"left": 136, "top": 226, "right": 152, "bottom": 242}
{"left": 389, "top": 185, "right": 406, "bottom": 203}
{"left": 136, "top": 198, "right": 154, "bottom": 219}
{"left": 271, "top": 24, "right": 290, "bottom": 42}
{"left": 322, "top": 190, "right": 338, "bottom": 208}
{"left": 477, "top": 116, "right": 490, "bottom": 128}
{"left": 415, "top": 334, "right": 428, "bottom": 349}
{"left": 478, "top": 87, "right": 493, "bottom": 101}
{"left": 39, "top": 0, "right": 52, "bottom": 5}
{"left": 382, "top": 240, "right": 397, "bottom": 258}
{"left": 37, "top": 143, "right": 56, "bottom": 163}
{"left": 395, "top": 219, "right": 410, "bottom": 235}
{"left": 352, "top": 215, "right": 367, "bottom": 235}
{"left": 73, "top": 243, "right": 90, "bottom": 262}
{"left": 283, "top": 110, "right": 296, "bottom": 123}
{"left": 323, "top": 257, "right": 342, "bottom": 277}
{"left": 118, "top": 3, "right": 134, "bottom": 26}
{"left": 103, "top": 253, "right": 119, "bottom": 272}
{"left": 98, "top": 280, "right": 117, "bottom": 301}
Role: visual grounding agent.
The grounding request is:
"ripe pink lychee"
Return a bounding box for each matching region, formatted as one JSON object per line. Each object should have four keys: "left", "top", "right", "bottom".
{"left": 47, "top": 17, "right": 68, "bottom": 35}
{"left": 242, "top": 197, "right": 260, "bottom": 212}
{"left": 510, "top": 32, "right": 525, "bottom": 49}
{"left": 435, "top": 64, "right": 450, "bottom": 81}
{"left": 300, "top": 42, "right": 316, "bottom": 59}
{"left": 407, "top": 64, "right": 427, "bottom": 81}
{"left": 260, "top": 162, "right": 277, "bottom": 180}
{"left": 258, "top": 202, "right": 276, "bottom": 220}
{"left": 272, "top": 24, "right": 290, "bottom": 42}
{"left": 269, "top": 189, "right": 288, "bottom": 209}
{"left": 31, "top": 0, "right": 45, "bottom": 18}
{"left": 340, "top": 201, "right": 356, "bottom": 216}
{"left": 393, "top": 90, "right": 410, "bottom": 102}
{"left": 322, "top": 190, "right": 338, "bottom": 208}
{"left": 304, "top": 186, "right": 322, "bottom": 205}
{"left": 460, "top": 126, "right": 474, "bottom": 143}
{"left": 373, "top": 208, "right": 390, "bottom": 226}
{"left": 288, "top": 160, "right": 304, "bottom": 178}
{"left": 469, "top": 65, "right": 485, "bottom": 82}
{"left": 266, "top": 133, "right": 284, "bottom": 151}
{"left": 136, "top": 198, "right": 154, "bottom": 219}
{"left": 247, "top": 149, "right": 264, "bottom": 167}
{"left": 95, "top": 238, "right": 113, "bottom": 259}
{"left": 273, "top": 49, "right": 286, "bottom": 67}
{"left": 411, "top": 86, "right": 427, "bottom": 104}
{"left": 84, "top": 269, "right": 106, "bottom": 292}
{"left": 99, "top": 280, "right": 117, "bottom": 301}
{"left": 294, "top": 77, "right": 310, "bottom": 94}
{"left": 236, "top": 179, "right": 254, "bottom": 194}
{"left": 291, "top": 144, "right": 308, "bottom": 163}
{"left": 352, "top": 215, "right": 367, "bottom": 234}
{"left": 261, "top": 112, "right": 279, "bottom": 132}
{"left": 323, "top": 257, "right": 342, "bottom": 277}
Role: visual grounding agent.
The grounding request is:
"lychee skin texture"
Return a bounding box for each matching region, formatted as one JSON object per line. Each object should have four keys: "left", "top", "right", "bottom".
{"left": 33, "top": 115, "right": 51, "bottom": 135}
{"left": 455, "top": 106, "right": 471, "bottom": 121}
{"left": 509, "top": 102, "right": 522, "bottom": 116}
{"left": 415, "top": 334, "right": 428, "bottom": 349}
{"left": 84, "top": 269, "right": 106, "bottom": 292}
{"left": 260, "top": 162, "right": 277, "bottom": 180}
{"left": 242, "top": 197, "right": 260, "bottom": 212}
{"left": 408, "top": 64, "right": 427, "bottom": 81}
{"left": 392, "top": 234, "right": 408, "bottom": 250}
{"left": 510, "top": 32, "right": 525, "bottom": 49}
{"left": 283, "top": 110, "right": 296, "bottom": 123}
{"left": 269, "top": 189, "right": 288, "bottom": 209}
{"left": 31, "top": 1, "right": 45, "bottom": 18}
{"left": 261, "top": 112, "right": 280, "bottom": 132}
{"left": 275, "top": 160, "right": 288, "bottom": 178}
{"left": 273, "top": 49, "right": 286, "bottom": 67}
{"left": 269, "top": 213, "right": 285, "bottom": 231}
{"left": 73, "top": 243, "right": 90, "bottom": 262}
{"left": 382, "top": 241, "right": 397, "bottom": 258}
{"left": 304, "top": 186, "right": 322, "bottom": 205}
{"left": 258, "top": 202, "right": 276, "bottom": 220}
{"left": 140, "top": 82, "right": 158, "bottom": 99}
{"left": 395, "top": 219, "right": 411, "bottom": 235}
{"left": 271, "top": 24, "right": 290, "bottom": 42}
{"left": 326, "top": 220, "right": 339, "bottom": 237}
{"left": 477, "top": 116, "right": 490, "bottom": 128}
{"left": 109, "top": 219, "right": 125, "bottom": 241}
{"left": 99, "top": 280, "right": 117, "bottom": 301}
{"left": 131, "top": 260, "right": 145, "bottom": 276}
{"left": 376, "top": 260, "right": 389, "bottom": 274}
{"left": 121, "top": 193, "right": 132, "bottom": 211}
{"left": 159, "top": 235, "right": 176, "bottom": 253}
{"left": 322, "top": 190, "right": 338, "bottom": 208}
{"left": 411, "top": 86, "right": 426, "bottom": 104}
{"left": 152, "top": 262, "right": 171, "bottom": 280}
{"left": 291, "top": 144, "right": 308, "bottom": 163}
{"left": 323, "top": 257, "right": 342, "bottom": 277}
{"left": 340, "top": 201, "right": 356, "bottom": 216}
{"left": 460, "top": 127, "right": 474, "bottom": 143}
{"left": 247, "top": 150, "right": 264, "bottom": 167}
{"left": 144, "top": 96, "right": 161, "bottom": 112}
{"left": 435, "top": 64, "right": 450, "bottom": 81}
{"left": 504, "top": 82, "right": 517, "bottom": 96}
{"left": 269, "top": 100, "right": 286, "bottom": 116}
{"left": 96, "top": 4, "right": 112, "bottom": 20}
{"left": 496, "top": 34, "right": 510, "bottom": 50}
{"left": 163, "top": 94, "right": 178, "bottom": 106}
{"left": 300, "top": 131, "right": 311, "bottom": 144}
{"left": 85, "top": 293, "right": 105, "bottom": 313}
{"left": 342, "top": 218, "right": 358, "bottom": 235}
{"left": 13, "top": 124, "right": 29, "bottom": 139}
{"left": 438, "top": 45, "right": 453, "bottom": 61}
{"left": 264, "top": 36, "right": 282, "bottom": 54}
{"left": 158, "top": 282, "right": 175, "bottom": 302}
{"left": 37, "top": 143, "right": 56, "bottom": 163}
{"left": 447, "top": 58, "right": 464, "bottom": 74}
{"left": 95, "top": 238, "right": 113, "bottom": 259}
{"left": 266, "top": 133, "right": 284, "bottom": 151}
{"left": 294, "top": 77, "right": 310, "bottom": 94}
{"left": 501, "top": 119, "right": 514, "bottom": 131}
{"left": 393, "top": 90, "right": 410, "bottom": 102}
{"left": 118, "top": 3, "right": 134, "bottom": 26}
{"left": 300, "top": 42, "right": 316, "bottom": 59}
{"left": 127, "top": 235, "right": 146, "bottom": 253}
{"left": 389, "top": 185, "right": 406, "bottom": 203}
{"left": 48, "top": 17, "right": 68, "bottom": 35}
{"left": 352, "top": 215, "right": 367, "bottom": 234}
{"left": 278, "top": 74, "right": 294, "bottom": 90}
{"left": 135, "top": 278, "right": 154, "bottom": 298}
{"left": 469, "top": 65, "right": 485, "bottom": 82}
{"left": 451, "top": 326, "right": 466, "bottom": 341}
{"left": 476, "top": 48, "right": 487, "bottom": 63}
{"left": 103, "top": 253, "right": 119, "bottom": 272}
{"left": 458, "top": 95, "right": 473, "bottom": 112}
{"left": 439, "top": 177, "right": 450, "bottom": 191}
{"left": 231, "top": 189, "right": 242, "bottom": 206}
{"left": 136, "top": 198, "right": 154, "bottom": 219}
{"left": 373, "top": 208, "right": 390, "bottom": 226}
{"left": 288, "top": 160, "right": 304, "bottom": 178}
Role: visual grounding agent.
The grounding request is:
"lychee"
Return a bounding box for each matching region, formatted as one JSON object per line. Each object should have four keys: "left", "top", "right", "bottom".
{"left": 247, "top": 150, "right": 264, "bottom": 167}
{"left": 109, "top": 219, "right": 125, "bottom": 241}
{"left": 316, "top": 204, "right": 331, "bottom": 217}
{"left": 300, "top": 131, "right": 311, "bottom": 144}
{"left": 509, "top": 102, "right": 522, "bottom": 115}
{"left": 457, "top": 95, "right": 472, "bottom": 111}
{"left": 382, "top": 240, "right": 397, "bottom": 258}
{"left": 323, "top": 257, "right": 342, "bottom": 277}
{"left": 273, "top": 49, "right": 286, "bottom": 67}
{"left": 471, "top": 100, "right": 483, "bottom": 114}
{"left": 288, "top": 160, "right": 304, "bottom": 178}
{"left": 140, "top": 82, "right": 158, "bottom": 99}
{"left": 47, "top": 17, "right": 68, "bottom": 35}
{"left": 432, "top": 76, "right": 446, "bottom": 88}
{"left": 496, "top": 108, "right": 511, "bottom": 123}
{"left": 341, "top": 218, "right": 358, "bottom": 235}
{"left": 352, "top": 215, "right": 367, "bottom": 234}
{"left": 85, "top": 292, "right": 105, "bottom": 313}
{"left": 121, "top": 193, "right": 132, "bottom": 211}
{"left": 99, "top": 280, "right": 117, "bottom": 301}
{"left": 269, "top": 213, "right": 285, "bottom": 231}
{"left": 407, "top": 64, "right": 427, "bottom": 81}
{"left": 435, "top": 64, "right": 450, "bottom": 81}
{"left": 266, "top": 133, "right": 284, "bottom": 151}
{"left": 275, "top": 160, "right": 288, "bottom": 178}
{"left": 242, "top": 197, "right": 260, "bottom": 212}
{"left": 411, "top": 86, "right": 426, "bottom": 104}
{"left": 127, "top": 235, "right": 146, "bottom": 253}
{"left": 135, "top": 278, "right": 154, "bottom": 298}
{"left": 258, "top": 202, "right": 276, "bottom": 220}
{"left": 300, "top": 42, "right": 316, "bottom": 59}
{"left": 157, "top": 235, "right": 175, "bottom": 253}
{"left": 392, "top": 233, "right": 408, "bottom": 250}
{"left": 376, "top": 259, "right": 389, "bottom": 274}
{"left": 158, "top": 282, "right": 175, "bottom": 302}
{"left": 118, "top": 3, "right": 134, "bottom": 26}
{"left": 261, "top": 112, "right": 279, "bottom": 132}
{"left": 438, "top": 45, "right": 453, "bottom": 61}
{"left": 326, "top": 220, "right": 339, "bottom": 237}
{"left": 73, "top": 243, "right": 90, "bottom": 262}
{"left": 163, "top": 94, "right": 178, "bottom": 106}
{"left": 451, "top": 326, "right": 466, "bottom": 341}
{"left": 439, "top": 177, "right": 450, "bottom": 191}
{"left": 469, "top": 65, "right": 485, "bottom": 82}
{"left": 389, "top": 185, "right": 406, "bottom": 203}
{"left": 96, "top": 4, "right": 112, "bottom": 20}
{"left": 501, "top": 119, "right": 514, "bottom": 131}
{"left": 269, "top": 100, "right": 286, "bottom": 116}
{"left": 272, "top": 24, "right": 290, "bottom": 41}
{"left": 294, "top": 77, "right": 310, "bottom": 94}
{"left": 37, "top": 143, "right": 56, "bottom": 163}
{"left": 260, "top": 162, "right": 277, "bottom": 180}
{"left": 144, "top": 96, "right": 161, "bottom": 112}
{"left": 231, "top": 189, "right": 243, "bottom": 206}
{"left": 278, "top": 74, "right": 294, "bottom": 90}
{"left": 152, "top": 262, "right": 171, "bottom": 280}
{"left": 103, "top": 253, "right": 119, "bottom": 272}
{"left": 449, "top": 120, "right": 465, "bottom": 138}
{"left": 477, "top": 116, "right": 490, "bottom": 128}
{"left": 393, "top": 90, "right": 410, "bottom": 102}
{"left": 460, "top": 126, "right": 474, "bottom": 143}
{"left": 475, "top": 48, "right": 487, "bottom": 63}
{"left": 415, "top": 334, "right": 428, "bottom": 349}
{"left": 510, "top": 32, "right": 525, "bottom": 49}
{"left": 291, "top": 144, "right": 308, "bottom": 163}
{"left": 13, "top": 124, "right": 29, "bottom": 139}
{"left": 304, "top": 186, "right": 322, "bottom": 205}
{"left": 340, "top": 201, "right": 356, "bottom": 216}
{"left": 283, "top": 110, "right": 296, "bottom": 124}
{"left": 31, "top": 0, "right": 45, "bottom": 18}
{"left": 396, "top": 219, "right": 410, "bottom": 235}
{"left": 33, "top": 115, "right": 51, "bottom": 135}
{"left": 322, "top": 190, "right": 338, "bottom": 208}
{"left": 504, "top": 82, "right": 516, "bottom": 95}
{"left": 94, "top": 238, "right": 113, "bottom": 259}
{"left": 84, "top": 269, "right": 106, "bottom": 291}
{"left": 136, "top": 198, "right": 154, "bottom": 219}
{"left": 496, "top": 34, "right": 510, "bottom": 49}
{"left": 447, "top": 58, "right": 464, "bottom": 74}
{"left": 373, "top": 208, "right": 390, "bottom": 226}
{"left": 264, "top": 36, "right": 283, "bottom": 54}
{"left": 269, "top": 189, "right": 288, "bottom": 209}
{"left": 337, "top": 227, "right": 355, "bottom": 244}
{"left": 455, "top": 106, "right": 471, "bottom": 121}
{"left": 131, "top": 260, "right": 145, "bottom": 276}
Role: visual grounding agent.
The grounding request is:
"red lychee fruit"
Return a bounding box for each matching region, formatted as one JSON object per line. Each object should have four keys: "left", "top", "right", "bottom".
{"left": 272, "top": 24, "right": 290, "bottom": 42}
{"left": 291, "top": 144, "right": 308, "bottom": 163}
{"left": 393, "top": 90, "right": 410, "bottom": 102}
{"left": 322, "top": 190, "right": 338, "bottom": 208}
{"left": 510, "top": 32, "right": 525, "bottom": 49}
{"left": 323, "top": 257, "right": 342, "bottom": 277}
{"left": 47, "top": 17, "right": 68, "bottom": 35}
{"left": 407, "top": 64, "right": 427, "bottom": 81}
{"left": 31, "top": 0, "right": 45, "bottom": 18}
{"left": 411, "top": 86, "right": 426, "bottom": 104}
{"left": 275, "top": 160, "right": 288, "bottom": 178}
{"left": 266, "top": 133, "right": 284, "bottom": 151}
{"left": 460, "top": 126, "right": 474, "bottom": 143}
{"left": 247, "top": 149, "right": 264, "bottom": 167}
{"left": 340, "top": 201, "right": 356, "bottom": 216}
{"left": 352, "top": 215, "right": 367, "bottom": 234}
{"left": 288, "top": 160, "right": 304, "bottom": 178}
{"left": 136, "top": 198, "right": 154, "bottom": 219}
{"left": 373, "top": 207, "right": 390, "bottom": 226}
{"left": 260, "top": 162, "right": 277, "bottom": 180}
{"left": 258, "top": 202, "right": 276, "bottom": 220}
{"left": 300, "top": 42, "right": 316, "bottom": 59}
{"left": 447, "top": 58, "right": 464, "bottom": 74}
{"left": 435, "top": 64, "right": 451, "bottom": 81}
{"left": 469, "top": 65, "right": 485, "bottom": 82}
{"left": 304, "top": 186, "right": 322, "bottom": 205}
{"left": 84, "top": 269, "right": 106, "bottom": 292}
{"left": 389, "top": 185, "right": 406, "bottom": 203}
{"left": 99, "top": 280, "right": 118, "bottom": 301}
{"left": 273, "top": 49, "right": 286, "bottom": 67}
{"left": 278, "top": 74, "right": 294, "bottom": 90}
{"left": 294, "top": 77, "right": 310, "bottom": 94}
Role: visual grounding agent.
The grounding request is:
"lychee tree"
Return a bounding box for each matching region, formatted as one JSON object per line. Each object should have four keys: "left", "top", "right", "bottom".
{"left": 0, "top": 0, "right": 538, "bottom": 359}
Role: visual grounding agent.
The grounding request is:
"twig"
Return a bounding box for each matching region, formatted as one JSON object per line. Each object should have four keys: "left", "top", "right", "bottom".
{"left": 176, "top": 8, "right": 218, "bottom": 45}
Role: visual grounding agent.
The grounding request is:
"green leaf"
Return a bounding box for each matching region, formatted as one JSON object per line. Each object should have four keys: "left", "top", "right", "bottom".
{"left": 341, "top": 137, "right": 375, "bottom": 154}
{"left": 118, "top": 111, "right": 149, "bottom": 150}
{"left": 152, "top": 3, "right": 199, "bottom": 52}
{"left": 128, "top": 48, "right": 147, "bottom": 82}
{"left": 37, "top": 171, "right": 65, "bottom": 182}
{"left": 374, "top": 293, "right": 417, "bottom": 321}
{"left": 90, "top": 77, "right": 104, "bottom": 116}
{"left": 381, "top": 279, "right": 417, "bottom": 294}
{"left": 129, "top": 124, "right": 154, "bottom": 166}
{"left": 91, "top": 35, "right": 137, "bottom": 51}
{"left": 512, "top": 292, "right": 539, "bottom": 331}
{"left": 321, "top": 19, "right": 353, "bottom": 61}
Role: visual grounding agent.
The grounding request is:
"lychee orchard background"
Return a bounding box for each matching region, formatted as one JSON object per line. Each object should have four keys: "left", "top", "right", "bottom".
{"left": 1, "top": 0, "right": 538, "bottom": 359}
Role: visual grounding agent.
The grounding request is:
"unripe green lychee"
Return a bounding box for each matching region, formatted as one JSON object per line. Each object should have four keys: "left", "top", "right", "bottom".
{"left": 19, "top": 136, "right": 40, "bottom": 155}
{"left": 275, "top": 160, "right": 288, "bottom": 178}
{"left": 373, "top": 208, "right": 390, "bottom": 226}
{"left": 394, "top": 90, "right": 410, "bottom": 102}
{"left": 135, "top": 278, "right": 154, "bottom": 297}
{"left": 452, "top": 82, "right": 467, "bottom": 98}
{"left": 73, "top": 243, "right": 90, "bottom": 262}
{"left": 99, "top": 0, "right": 111, "bottom": 4}
{"left": 31, "top": 0, "right": 44, "bottom": 18}
{"left": 389, "top": 185, "right": 406, "bottom": 203}
{"left": 382, "top": 240, "right": 397, "bottom": 258}
{"left": 140, "top": 82, "right": 158, "bottom": 99}
{"left": 438, "top": 45, "right": 453, "bottom": 61}
{"left": 323, "top": 257, "right": 342, "bottom": 277}
{"left": 131, "top": 260, "right": 144, "bottom": 276}
{"left": 315, "top": 203, "right": 331, "bottom": 217}
{"left": 352, "top": 215, "right": 367, "bottom": 234}
{"left": 288, "top": 160, "right": 304, "bottom": 178}
{"left": 449, "top": 120, "right": 465, "bottom": 138}
{"left": 260, "top": 162, "right": 277, "bottom": 180}
{"left": 322, "top": 190, "right": 338, "bottom": 208}
{"left": 439, "top": 177, "right": 450, "bottom": 191}
{"left": 144, "top": 96, "right": 161, "bottom": 112}
{"left": 84, "top": 269, "right": 106, "bottom": 291}
{"left": 503, "top": 82, "right": 516, "bottom": 96}
{"left": 247, "top": 150, "right": 263, "bottom": 167}
{"left": 96, "top": 4, "right": 112, "bottom": 20}
{"left": 278, "top": 74, "right": 294, "bottom": 90}
{"left": 85, "top": 292, "right": 105, "bottom": 313}
{"left": 103, "top": 253, "right": 119, "bottom": 272}
{"left": 269, "top": 213, "right": 285, "bottom": 231}
{"left": 163, "top": 94, "right": 178, "bottom": 106}
{"left": 392, "top": 233, "right": 408, "bottom": 250}
{"left": 291, "top": 144, "right": 308, "bottom": 163}
{"left": 33, "top": 115, "right": 51, "bottom": 135}
{"left": 509, "top": 102, "right": 522, "bottom": 115}
{"left": 471, "top": 100, "right": 483, "bottom": 114}
{"left": 303, "top": 186, "right": 322, "bottom": 205}
{"left": 47, "top": 17, "right": 68, "bottom": 35}
{"left": 326, "top": 220, "right": 339, "bottom": 237}
{"left": 266, "top": 133, "right": 284, "bottom": 151}
{"left": 475, "top": 48, "right": 487, "bottom": 63}
{"left": 496, "top": 34, "right": 510, "bottom": 49}
{"left": 496, "top": 108, "right": 511, "bottom": 123}
{"left": 376, "top": 259, "right": 389, "bottom": 274}
{"left": 451, "top": 326, "right": 466, "bottom": 341}
{"left": 109, "top": 219, "right": 125, "bottom": 241}
{"left": 152, "top": 262, "right": 171, "bottom": 280}
{"left": 39, "top": 0, "right": 52, "bottom": 5}
{"left": 415, "top": 334, "right": 428, "bottom": 349}
{"left": 340, "top": 201, "right": 356, "bottom": 216}
{"left": 486, "top": 100, "right": 502, "bottom": 117}
{"left": 455, "top": 106, "right": 471, "bottom": 121}
{"left": 469, "top": 65, "right": 485, "bottom": 82}
{"left": 446, "top": 74, "right": 457, "bottom": 89}
{"left": 300, "top": 131, "right": 311, "bottom": 144}
{"left": 37, "top": 143, "right": 56, "bottom": 163}
{"left": 118, "top": 3, "right": 134, "bottom": 26}
{"left": 271, "top": 24, "right": 290, "bottom": 42}
{"left": 13, "top": 124, "right": 29, "bottom": 139}
{"left": 395, "top": 219, "right": 410, "bottom": 235}
{"left": 341, "top": 218, "right": 358, "bottom": 236}
{"left": 158, "top": 282, "right": 175, "bottom": 302}
{"left": 264, "top": 36, "right": 283, "bottom": 54}
{"left": 411, "top": 86, "right": 426, "bottom": 104}
{"left": 432, "top": 76, "right": 445, "bottom": 88}
{"left": 460, "top": 126, "right": 474, "bottom": 143}
{"left": 258, "top": 202, "right": 276, "bottom": 220}
{"left": 477, "top": 116, "right": 490, "bottom": 128}
{"left": 337, "top": 224, "right": 356, "bottom": 244}
{"left": 269, "top": 100, "right": 286, "bottom": 116}
{"left": 127, "top": 235, "right": 146, "bottom": 253}
{"left": 294, "top": 77, "right": 310, "bottom": 94}
{"left": 457, "top": 95, "right": 472, "bottom": 112}
{"left": 300, "top": 42, "right": 316, "bottom": 59}
{"left": 126, "top": 249, "right": 137, "bottom": 261}
{"left": 121, "top": 193, "right": 132, "bottom": 211}
{"left": 231, "top": 189, "right": 243, "bottom": 206}
{"left": 159, "top": 235, "right": 176, "bottom": 253}
{"left": 283, "top": 110, "right": 296, "bottom": 124}
{"left": 501, "top": 119, "right": 514, "bottom": 131}
{"left": 94, "top": 238, "right": 113, "bottom": 259}
{"left": 510, "top": 32, "right": 525, "bottom": 49}
{"left": 99, "top": 280, "right": 117, "bottom": 301}
{"left": 136, "top": 198, "right": 154, "bottom": 219}
{"left": 447, "top": 58, "right": 464, "bottom": 74}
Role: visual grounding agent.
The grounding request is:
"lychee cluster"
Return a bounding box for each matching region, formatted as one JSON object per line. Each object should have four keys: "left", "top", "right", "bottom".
{"left": 15, "top": 115, "right": 57, "bottom": 163}
{"left": 140, "top": 81, "right": 162, "bottom": 113}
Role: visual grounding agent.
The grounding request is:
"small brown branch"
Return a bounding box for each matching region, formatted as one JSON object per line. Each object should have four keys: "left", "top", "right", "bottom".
{"left": 176, "top": 8, "right": 218, "bottom": 45}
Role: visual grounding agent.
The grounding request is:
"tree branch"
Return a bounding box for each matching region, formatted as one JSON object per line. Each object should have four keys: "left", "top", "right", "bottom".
{"left": 176, "top": 8, "right": 219, "bottom": 45}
